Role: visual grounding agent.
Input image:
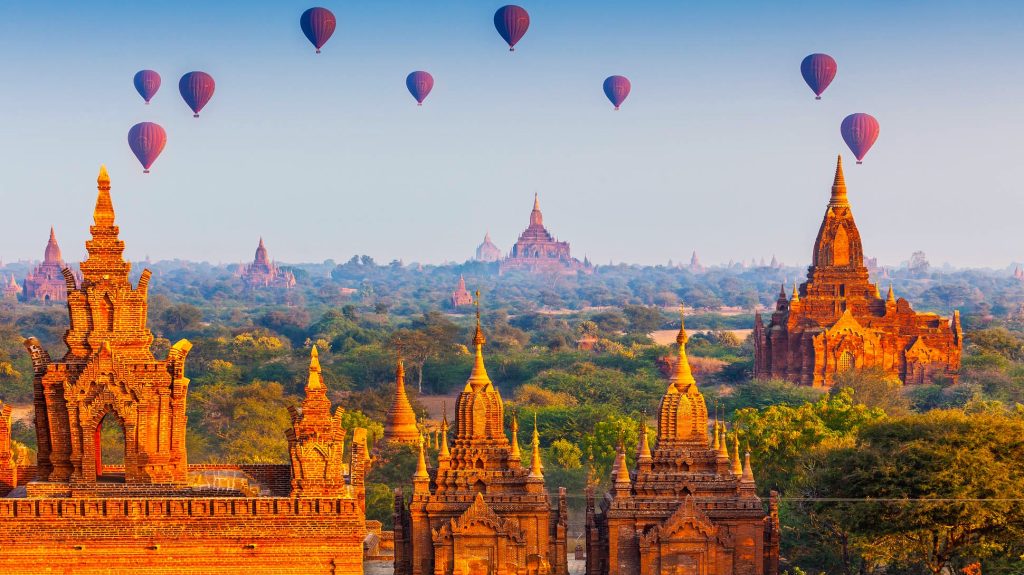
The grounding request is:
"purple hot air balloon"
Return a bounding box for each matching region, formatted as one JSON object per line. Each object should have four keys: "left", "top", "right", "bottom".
{"left": 300, "top": 7, "right": 336, "bottom": 54}
{"left": 841, "top": 113, "right": 880, "bottom": 164}
{"left": 133, "top": 70, "right": 161, "bottom": 104}
{"left": 128, "top": 122, "right": 167, "bottom": 174}
{"left": 494, "top": 5, "right": 530, "bottom": 52}
{"left": 406, "top": 71, "right": 434, "bottom": 106}
{"left": 179, "top": 71, "right": 215, "bottom": 118}
{"left": 800, "top": 53, "right": 837, "bottom": 100}
{"left": 603, "top": 75, "right": 631, "bottom": 110}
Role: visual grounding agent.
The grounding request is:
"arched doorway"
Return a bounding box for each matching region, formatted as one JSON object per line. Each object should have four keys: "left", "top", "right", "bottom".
{"left": 95, "top": 412, "right": 126, "bottom": 482}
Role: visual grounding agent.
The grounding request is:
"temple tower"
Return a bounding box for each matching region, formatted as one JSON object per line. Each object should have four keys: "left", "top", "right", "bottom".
{"left": 384, "top": 359, "right": 420, "bottom": 445}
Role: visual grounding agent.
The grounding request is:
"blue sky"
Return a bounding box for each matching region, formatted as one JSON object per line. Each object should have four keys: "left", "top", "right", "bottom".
{"left": 0, "top": 1, "right": 1021, "bottom": 267}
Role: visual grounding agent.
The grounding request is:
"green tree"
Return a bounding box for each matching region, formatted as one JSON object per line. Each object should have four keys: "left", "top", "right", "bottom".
{"left": 832, "top": 367, "right": 910, "bottom": 415}
{"left": 622, "top": 305, "right": 664, "bottom": 334}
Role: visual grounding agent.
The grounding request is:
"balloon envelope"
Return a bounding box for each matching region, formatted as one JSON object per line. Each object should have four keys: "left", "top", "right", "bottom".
{"left": 493, "top": 5, "right": 530, "bottom": 51}
{"left": 800, "top": 53, "right": 837, "bottom": 99}
{"left": 840, "top": 113, "right": 880, "bottom": 164}
{"left": 406, "top": 71, "right": 434, "bottom": 105}
{"left": 300, "top": 7, "right": 336, "bottom": 53}
{"left": 128, "top": 122, "right": 167, "bottom": 173}
{"left": 603, "top": 75, "right": 631, "bottom": 109}
{"left": 133, "top": 70, "right": 161, "bottom": 104}
{"left": 178, "top": 71, "right": 215, "bottom": 118}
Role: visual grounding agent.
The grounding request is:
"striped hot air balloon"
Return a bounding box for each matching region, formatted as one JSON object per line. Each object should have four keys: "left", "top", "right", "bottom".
{"left": 841, "top": 113, "right": 880, "bottom": 164}
{"left": 133, "top": 70, "right": 161, "bottom": 104}
{"left": 300, "top": 7, "right": 336, "bottom": 54}
{"left": 800, "top": 53, "right": 837, "bottom": 99}
{"left": 494, "top": 5, "right": 530, "bottom": 52}
{"left": 128, "top": 122, "right": 167, "bottom": 173}
{"left": 178, "top": 71, "right": 215, "bottom": 118}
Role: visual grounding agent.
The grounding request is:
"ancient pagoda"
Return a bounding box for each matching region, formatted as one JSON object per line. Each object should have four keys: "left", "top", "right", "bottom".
{"left": 450, "top": 274, "right": 474, "bottom": 308}
{"left": 383, "top": 359, "right": 420, "bottom": 445}
{"left": 753, "top": 156, "right": 963, "bottom": 387}
{"left": 500, "top": 194, "right": 592, "bottom": 275}
{"left": 586, "top": 307, "right": 780, "bottom": 575}
{"left": 23, "top": 227, "right": 76, "bottom": 303}
{"left": 240, "top": 237, "right": 296, "bottom": 289}
{"left": 476, "top": 232, "right": 502, "bottom": 262}
{"left": 394, "top": 298, "right": 569, "bottom": 575}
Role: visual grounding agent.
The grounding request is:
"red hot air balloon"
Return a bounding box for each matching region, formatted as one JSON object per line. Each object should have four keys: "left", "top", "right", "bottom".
{"left": 179, "top": 71, "right": 215, "bottom": 118}
{"left": 603, "top": 75, "right": 631, "bottom": 110}
{"left": 128, "top": 122, "right": 167, "bottom": 173}
{"left": 406, "top": 71, "right": 434, "bottom": 106}
{"left": 494, "top": 5, "right": 530, "bottom": 52}
{"left": 300, "top": 7, "right": 336, "bottom": 54}
{"left": 133, "top": 70, "right": 161, "bottom": 104}
{"left": 841, "top": 113, "right": 880, "bottom": 164}
{"left": 800, "top": 53, "right": 837, "bottom": 100}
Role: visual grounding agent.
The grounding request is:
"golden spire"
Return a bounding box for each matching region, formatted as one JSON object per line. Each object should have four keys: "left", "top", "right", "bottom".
{"left": 466, "top": 290, "right": 493, "bottom": 391}
{"left": 669, "top": 304, "right": 697, "bottom": 393}
{"left": 510, "top": 414, "right": 521, "bottom": 461}
{"left": 873, "top": 283, "right": 882, "bottom": 299}
{"left": 94, "top": 165, "right": 115, "bottom": 227}
{"left": 829, "top": 155, "right": 849, "bottom": 207}
{"left": 637, "top": 420, "right": 652, "bottom": 462}
{"left": 712, "top": 418, "right": 720, "bottom": 451}
{"left": 732, "top": 433, "right": 743, "bottom": 476}
{"left": 385, "top": 357, "right": 419, "bottom": 443}
{"left": 791, "top": 282, "right": 800, "bottom": 303}
{"left": 613, "top": 441, "right": 631, "bottom": 489}
{"left": 533, "top": 192, "right": 540, "bottom": 212}
{"left": 717, "top": 424, "right": 729, "bottom": 460}
{"left": 887, "top": 284, "right": 896, "bottom": 304}
{"left": 742, "top": 449, "right": 755, "bottom": 483}
{"left": 439, "top": 404, "right": 450, "bottom": 459}
{"left": 414, "top": 434, "right": 429, "bottom": 480}
{"left": 529, "top": 413, "right": 543, "bottom": 478}
{"left": 307, "top": 345, "right": 324, "bottom": 390}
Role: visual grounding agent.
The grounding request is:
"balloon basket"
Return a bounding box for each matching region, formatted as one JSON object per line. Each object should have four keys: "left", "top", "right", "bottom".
{"left": 509, "top": 47, "right": 515, "bottom": 52}
{"left": 614, "top": 107, "right": 620, "bottom": 111}
{"left": 143, "top": 170, "right": 150, "bottom": 174}
{"left": 193, "top": 114, "right": 199, "bottom": 118}
{"left": 417, "top": 103, "right": 422, "bottom": 106}
{"left": 856, "top": 161, "right": 863, "bottom": 165}
{"left": 145, "top": 102, "right": 150, "bottom": 105}
{"left": 815, "top": 96, "right": 821, "bottom": 100}
{"left": 316, "top": 49, "right": 321, "bottom": 54}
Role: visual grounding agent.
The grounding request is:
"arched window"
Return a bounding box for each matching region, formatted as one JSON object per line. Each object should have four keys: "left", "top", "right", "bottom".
{"left": 833, "top": 226, "right": 850, "bottom": 266}
{"left": 838, "top": 351, "right": 855, "bottom": 372}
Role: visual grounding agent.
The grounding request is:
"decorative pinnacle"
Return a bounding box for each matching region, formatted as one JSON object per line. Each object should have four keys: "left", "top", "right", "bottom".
{"left": 473, "top": 290, "right": 485, "bottom": 346}
{"left": 93, "top": 165, "right": 115, "bottom": 227}
{"left": 529, "top": 413, "right": 544, "bottom": 478}
{"left": 830, "top": 155, "right": 849, "bottom": 207}
{"left": 669, "top": 304, "right": 697, "bottom": 392}
{"left": 97, "top": 164, "right": 110, "bottom": 187}
{"left": 510, "top": 412, "right": 521, "bottom": 460}
{"left": 307, "top": 345, "right": 324, "bottom": 389}
{"left": 414, "top": 434, "right": 429, "bottom": 479}
{"left": 742, "top": 449, "right": 755, "bottom": 482}
{"left": 887, "top": 283, "right": 896, "bottom": 303}
{"left": 732, "top": 433, "right": 743, "bottom": 476}
{"left": 791, "top": 282, "right": 800, "bottom": 303}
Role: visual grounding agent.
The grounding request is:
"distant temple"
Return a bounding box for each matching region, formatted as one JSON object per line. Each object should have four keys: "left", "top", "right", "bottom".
{"left": 8, "top": 167, "right": 368, "bottom": 575}
{"left": 1015, "top": 266, "right": 1023, "bottom": 281}
{"left": 23, "top": 227, "right": 75, "bottom": 303}
{"left": 753, "top": 157, "right": 963, "bottom": 387}
{"left": 450, "top": 275, "right": 474, "bottom": 308}
{"left": 499, "top": 194, "right": 593, "bottom": 275}
{"left": 394, "top": 305, "right": 569, "bottom": 575}
{"left": 240, "top": 237, "right": 296, "bottom": 289}
{"left": 475, "top": 232, "right": 502, "bottom": 262}
{"left": 689, "top": 250, "right": 705, "bottom": 273}
{"left": 586, "top": 308, "right": 779, "bottom": 574}
{"left": 1, "top": 276, "right": 19, "bottom": 300}
{"left": 383, "top": 359, "right": 420, "bottom": 446}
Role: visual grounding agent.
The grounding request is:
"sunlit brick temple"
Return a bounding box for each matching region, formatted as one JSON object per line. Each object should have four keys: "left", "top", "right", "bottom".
{"left": 753, "top": 156, "right": 963, "bottom": 387}
{"left": 500, "top": 194, "right": 592, "bottom": 275}
{"left": 0, "top": 167, "right": 368, "bottom": 575}
{"left": 586, "top": 308, "right": 780, "bottom": 575}
{"left": 393, "top": 305, "right": 569, "bottom": 575}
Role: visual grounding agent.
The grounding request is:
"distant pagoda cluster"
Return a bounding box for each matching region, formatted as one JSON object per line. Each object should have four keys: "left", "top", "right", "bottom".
{"left": 22, "top": 227, "right": 80, "bottom": 303}
{"left": 239, "top": 237, "right": 296, "bottom": 289}
{"left": 486, "top": 195, "right": 592, "bottom": 276}
{"left": 753, "top": 157, "right": 963, "bottom": 387}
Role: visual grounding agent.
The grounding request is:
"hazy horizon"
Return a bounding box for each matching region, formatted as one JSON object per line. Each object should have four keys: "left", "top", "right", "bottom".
{"left": 1, "top": 1, "right": 1021, "bottom": 267}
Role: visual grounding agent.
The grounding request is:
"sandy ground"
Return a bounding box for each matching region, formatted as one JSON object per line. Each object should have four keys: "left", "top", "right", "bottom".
{"left": 649, "top": 328, "right": 753, "bottom": 346}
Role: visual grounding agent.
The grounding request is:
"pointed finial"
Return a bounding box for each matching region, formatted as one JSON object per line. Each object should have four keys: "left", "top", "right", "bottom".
{"left": 873, "top": 283, "right": 882, "bottom": 299}
{"left": 97, "top": 164, "right": 110, "bottom": 186}
{"left": 742, "top": 449, "right": 755, "bottom": 482}
{"left": 778, "top": 283, "right": 787, "bottom": 300}
{"left": 791, "top": 282, "right": 800, "bottom": 303}
{"left": 307, "top": 345, "right": 324, "bottom": 389}
{"left": 510, "top": 412, "right": 522, "bottom": 461}
{"left": 533, "top": 192, "right": 540, "bottom": 211}
{"left": 439, "top": 402, "right": 451, "bottom": 459}
{"left": 414, "top": 434, "right": 429, "bottom": 479}
{"left": 669, "top": 303, "right": 697, "bottom": 392}
{"left": 613, "top": 441, "right": 631, "bottom": 488}
{"left": 887, "top": 283, "right": 896, "bottom": 304}
{"left": 396, "top": 357, "right": 405, "bottom": 384}
{"left": 467, "top": 290, "right": 493, "bottom": 391}
{"left": 717, "top": 424, "right": 729, "bottom": 460}
{"left": 638, "top": 419, "right": 652, "bottom": 461}
{"left": 93, "top": 165, "right": 115, "bottom": 227}
{"left": 49, "top": 226, "right": 56, "bottom": 241}
{"left": 529, "top": 413, "right": 543, "bottom": 478}
{"left": 732, "top": 433, "right": 743, "bottom": 476}
{"left": 830, "top": 155, "right": 849, "bottom": 207}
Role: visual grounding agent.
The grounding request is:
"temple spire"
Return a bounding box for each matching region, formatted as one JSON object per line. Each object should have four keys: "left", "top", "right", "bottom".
{"left": 384, "top": 358, "right": 419, "bottom": 444}
{"left": 413, "top": 434, "right": 429, "bottom": 484}
{"left": 529, "top": 413, "right": 543, "bottom": 478}
{"left": 791, "top": 282, "right": 800, "bottom": 303}
{"left": 307, "top": 345, "right": 324, "bottom": 390}
{"left": 510, "top": 414, "right": 522, "bottom": 462}
{"left": 438, "top": 404, "right": 451, "bottom": 459}
{"left": 742, "top": 449, "right": 755, "bottom": 483}
{"left": 732, "top": 434, "right": 743, "bottom": 476}
{"left": 669, "top": 305, "right": 697, "bottom": 393}
{"left": 829, "top": 155, "right": 849, "bottom": 207}
{"left": 466, "top": 291, "right": 493, "bottom": 391}
{"left": 637, "top": 420, "right": 652, "bottom": 463}
{"left": 94, "top": 165, "right": 115, "bottom": 227}
{"left": 529, "top": 194, "right": 543, "bottom": 227}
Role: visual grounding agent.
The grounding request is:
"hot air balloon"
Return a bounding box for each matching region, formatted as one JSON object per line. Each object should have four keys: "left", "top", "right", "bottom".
{"left": 800, "top": 53, "right": 837, "bottom": 99}
{"left": 300, "top": 7, "right": 336, "bottom": 54}
{"left": 128, "top": 122, "right": 167, "bottom": 173}
{"left": 178, "top": 71, "right": 215, "bottom": 118}
{"left": 133, "top": 70, "right": 161, "bottom": 104}
{"left": 603, "top": 75, "right": 631, "bottom": 110}
{"left": 841, "top": 113, "right": 880, "bottom": 164}
{"left": 406, "top": 71, "right": 434, "bottom": 106}
{"left": 494, "top": 5, "right": 530, "bottom": 51}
